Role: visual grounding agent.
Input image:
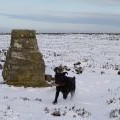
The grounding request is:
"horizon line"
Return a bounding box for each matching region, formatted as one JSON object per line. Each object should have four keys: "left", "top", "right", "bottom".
{"left": 0, "top": 32, "right": 120, "bottom": 35}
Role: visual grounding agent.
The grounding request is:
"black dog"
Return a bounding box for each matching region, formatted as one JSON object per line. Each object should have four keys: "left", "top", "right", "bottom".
{"left": 53, "top": 70, "right": 76, "bottom": 104}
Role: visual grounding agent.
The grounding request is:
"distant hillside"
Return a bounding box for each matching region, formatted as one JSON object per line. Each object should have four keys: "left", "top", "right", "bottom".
{"left": 0, "top": 33, "right": 10, "bottom": 35}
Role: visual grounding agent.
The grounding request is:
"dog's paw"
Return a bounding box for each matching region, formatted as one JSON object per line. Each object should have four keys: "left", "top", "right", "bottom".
{"left": 52, "top": 101, "right": 57, "bottom": 105}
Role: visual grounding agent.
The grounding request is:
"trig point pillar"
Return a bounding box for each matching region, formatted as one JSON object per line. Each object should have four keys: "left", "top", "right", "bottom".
{"left": 2, "top": 29, "right": 47, "bottom": 87}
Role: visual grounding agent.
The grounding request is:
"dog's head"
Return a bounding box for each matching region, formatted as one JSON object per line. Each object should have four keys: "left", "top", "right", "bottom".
{"left": 54, "top": 66, "right": 63, "bottom": 74}
{"left": 54, "top": 68, "right": 68, "bottom": 86}
{"left": 54, "top": 72, "right": 66, "bottom": 85}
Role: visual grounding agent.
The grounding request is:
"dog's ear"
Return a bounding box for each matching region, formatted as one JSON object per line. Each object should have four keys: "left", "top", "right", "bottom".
{"left": 54, "top": 67, "right": 57, "bottom": 73}
{"left": 54, "top": 67, "right": 59, "bottom": 73}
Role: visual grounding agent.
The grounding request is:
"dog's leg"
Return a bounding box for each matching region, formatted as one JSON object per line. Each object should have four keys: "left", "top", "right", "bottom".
{"left": 53, "top": 88, "right": 60, "bottom": 104}
{"left": 63, "top": 92, "right": 68, "bottom": 99}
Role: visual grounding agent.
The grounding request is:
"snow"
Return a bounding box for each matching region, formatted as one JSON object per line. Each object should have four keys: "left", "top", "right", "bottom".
{"left": 0, "top": 33, "right": 120, "bottom": 120}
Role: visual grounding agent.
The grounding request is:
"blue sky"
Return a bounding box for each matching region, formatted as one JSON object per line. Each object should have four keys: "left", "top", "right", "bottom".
{"left": 0, "top": 0, "right": 120, "bottom": 32}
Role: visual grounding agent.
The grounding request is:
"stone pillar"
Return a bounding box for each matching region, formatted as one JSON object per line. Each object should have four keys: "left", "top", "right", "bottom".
{"left": 2, "top": 30, "right": 47, "bottom": 87}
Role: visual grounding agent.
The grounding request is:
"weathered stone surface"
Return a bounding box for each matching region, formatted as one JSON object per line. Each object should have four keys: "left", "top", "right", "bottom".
{"left": 2, "top": 30, "right": 47, "bottom": 87}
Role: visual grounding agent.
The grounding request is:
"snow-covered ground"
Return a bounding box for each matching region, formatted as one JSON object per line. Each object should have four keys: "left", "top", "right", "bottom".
{"left": 0, "top": 33, "right": 120, "bottom": 120}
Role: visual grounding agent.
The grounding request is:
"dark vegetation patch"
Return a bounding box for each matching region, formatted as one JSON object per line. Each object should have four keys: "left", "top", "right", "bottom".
{"left": 0, "top": 49, "right": 7, "bottom": 62}
{"left": 3, "top": 96, "right": 42, "bottom": 103}
{"left": 0, "top": 49, "right": 7, "bottom": 70}
{"left": 107, "top": 88, "right": 120, "bottom": 119}
{"left": 118, "top": 70, "right": 120, "bottom": 75}
{"left": 0, "top": 105, "right": 20, "bottom": 119}
{"left": 44, "top": 106, "right": 91, "bottom": 118}
{"left": 109, "top": 108, "right": 120, "bottom": 119}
